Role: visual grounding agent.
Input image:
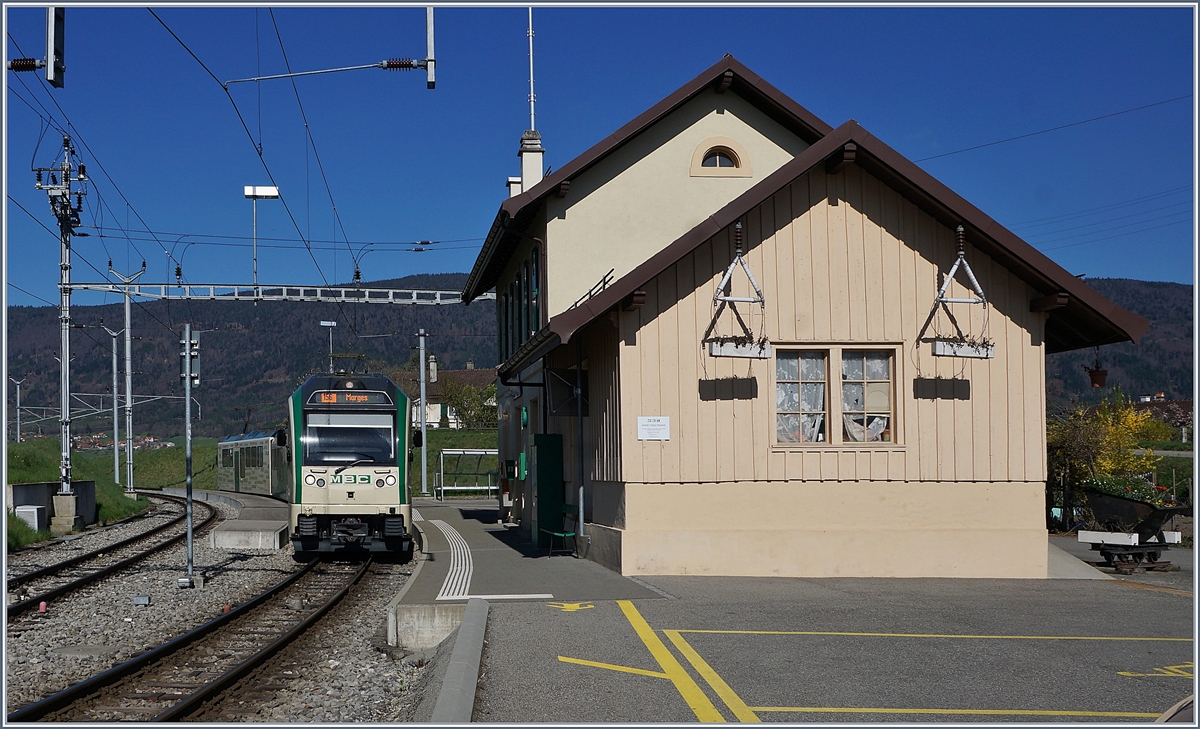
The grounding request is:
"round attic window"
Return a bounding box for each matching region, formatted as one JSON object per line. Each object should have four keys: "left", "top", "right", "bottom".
{"left": 702, "top": 148, "right": 738, "bottom": 168}
{"left": 691, "top": 137, "right": 752, "bottom": 177}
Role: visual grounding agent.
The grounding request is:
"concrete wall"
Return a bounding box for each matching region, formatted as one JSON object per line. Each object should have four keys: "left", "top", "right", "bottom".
{"left": 7, "top": 481, "right": 97, "bottom": 526}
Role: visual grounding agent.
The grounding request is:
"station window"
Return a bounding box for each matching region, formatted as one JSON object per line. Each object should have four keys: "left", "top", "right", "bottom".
{"left": 775, "top": 347, "right": 896, "bottom": 445}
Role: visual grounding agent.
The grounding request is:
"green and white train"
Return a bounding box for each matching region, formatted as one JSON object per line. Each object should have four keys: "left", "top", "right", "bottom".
{"left": 217, "top": 372, "right": 417, "bottom": 559}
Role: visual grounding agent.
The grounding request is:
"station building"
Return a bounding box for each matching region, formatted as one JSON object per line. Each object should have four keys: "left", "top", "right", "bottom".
{"left": 461, "top": 56, "right": 1148, "bottom": 579}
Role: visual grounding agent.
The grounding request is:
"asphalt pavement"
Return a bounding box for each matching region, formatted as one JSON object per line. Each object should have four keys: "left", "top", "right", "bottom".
{"left": 407, "top": 498, "right": 1194, "bottom": 723}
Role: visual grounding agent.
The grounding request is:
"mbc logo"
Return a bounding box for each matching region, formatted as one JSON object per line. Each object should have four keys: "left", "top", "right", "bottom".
{"left": 331, "top": 474, "right": 373, "bottom": 485}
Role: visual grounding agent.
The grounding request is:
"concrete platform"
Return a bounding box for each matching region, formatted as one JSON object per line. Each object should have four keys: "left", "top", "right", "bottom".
{"left": 388, "top": 498, "right": 661, "bottom": 654}
{"left": 161, "top": 488, "right": 290, "bottom": 551}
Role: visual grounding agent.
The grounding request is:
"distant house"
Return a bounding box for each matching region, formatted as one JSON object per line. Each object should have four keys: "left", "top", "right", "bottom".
{"left": 462, "top": 56, "right": 1148, "bottom": 578}
{"left": 394, "top": 366, "right": 498, "bottom": 429}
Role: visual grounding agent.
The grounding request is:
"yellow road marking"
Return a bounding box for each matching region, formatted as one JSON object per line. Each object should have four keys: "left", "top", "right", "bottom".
{"left": 1112, "top": 580, "right": 1193, "bottom": 597}
{"left": 677, "top": 629, "right": 1192, "bottom": 641}
{"left": 664, "top": 630, "right": 760, "bottom": 723}
{"left": 1119, "top": 662, "right": 1194, "bottom": 678}
{"left": 750, "top": 706, "right": 1161, "bottom": 718}
{"left": 547, "top": 601, "right": 594, "bottom": 612}
{"left": 618, "top": 600, "right": 726, "bottom": 722}
{"left": 557, "top": 656, "right": 669, "bottom": 679}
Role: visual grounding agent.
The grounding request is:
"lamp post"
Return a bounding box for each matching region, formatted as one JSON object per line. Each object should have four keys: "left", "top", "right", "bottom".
{"left": 244, "top": 186, "right": 279, "bottom": 299}
{"left": 320, "top": 321, "right": 337, "bottom": 373}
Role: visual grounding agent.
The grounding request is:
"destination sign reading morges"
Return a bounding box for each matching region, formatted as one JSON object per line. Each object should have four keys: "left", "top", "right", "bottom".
{"left": 307, "top": 390, "right": 393, "bottom": 405}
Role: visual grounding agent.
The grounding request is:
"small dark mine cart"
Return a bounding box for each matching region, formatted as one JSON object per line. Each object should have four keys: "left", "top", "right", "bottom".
{"left": 1078, "top": 489, "right": 1188, "bottom": 574}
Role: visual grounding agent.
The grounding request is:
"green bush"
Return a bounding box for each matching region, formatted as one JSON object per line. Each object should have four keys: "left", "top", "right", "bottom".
{"left": 1135, "top": 418, "right": 1179, "bottom": 442}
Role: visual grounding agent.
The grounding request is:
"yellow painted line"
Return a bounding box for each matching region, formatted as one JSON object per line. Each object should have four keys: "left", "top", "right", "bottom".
{"left": 1112, "top": 580, "right": 1193, "bottom": 597}
{"left": 677, "top": 629, "right": 1192, "bottom": 642}
{"left": 618, "top": 600, "right": 726, "bottom": 722}
{"left": 1118, "top": 662, "right": 1194, "bottom": 678}
{"left": 664, "top": 630, "right": 760, "bottom": 723}
{"left": 750, "top": 706, "right": 1161, "bottom": 718}
{"left": 557, "top": 655, "right": 669, "bottom": 679}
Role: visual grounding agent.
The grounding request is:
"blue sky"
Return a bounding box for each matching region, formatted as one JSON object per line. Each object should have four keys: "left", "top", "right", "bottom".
{"left": 4, "top": 4, "right": 1196, "bottom": 311}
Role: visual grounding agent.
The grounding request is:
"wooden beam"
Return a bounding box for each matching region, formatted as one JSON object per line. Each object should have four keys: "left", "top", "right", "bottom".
{"left": 621, "top": 289, "right": 647, "bottom": 311}
{"left": 824, "top": 142, "right": 857, "bottom": 174}
{"left": 555, "top": 180, "right": 570, "bottom": 198}
{"left": 715, "top": 70, "right": 733, "bottom": 94}
{"left": 1030, "top": 292, "right": 1069, "bottom": 312}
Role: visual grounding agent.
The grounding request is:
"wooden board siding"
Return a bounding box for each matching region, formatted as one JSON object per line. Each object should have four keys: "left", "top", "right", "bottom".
{"left": 619, "top": 164, "right": 1047, "bottom": 485}
{"left": 546, "top": 319, "right": 622, "bottom": 489}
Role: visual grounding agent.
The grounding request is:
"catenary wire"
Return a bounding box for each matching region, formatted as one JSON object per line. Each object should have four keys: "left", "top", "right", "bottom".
{"left": 1007, "top": 185, "right": 1193, "bottom": 229}
{"left": 915, "top": 94, "right": 1192, "bottom": 162}
{"left": 8, "top": 34, "right": 158, "bottom": 266}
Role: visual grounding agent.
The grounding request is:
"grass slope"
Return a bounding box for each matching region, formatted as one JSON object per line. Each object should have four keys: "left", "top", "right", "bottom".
{"left": 6, "top": 437, "right": 217, "bottom": 550}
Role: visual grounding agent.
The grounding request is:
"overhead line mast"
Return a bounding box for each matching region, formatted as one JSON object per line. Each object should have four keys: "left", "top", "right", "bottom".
{"left": 34, "top": 135, "right": 87, "bottom": 498}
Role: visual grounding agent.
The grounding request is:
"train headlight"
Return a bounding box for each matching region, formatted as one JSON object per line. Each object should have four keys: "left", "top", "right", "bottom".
{"left": 385, "top": 475, "right": 397, "bottom": 487}
{"left": 375, "top": 479, "right": 385, "bottom": 488}
{"left": 316, "top": 478, "right": 326, "bottom": 488}
{"left": 304, "top": 474, "right": 316, "bottom": 486}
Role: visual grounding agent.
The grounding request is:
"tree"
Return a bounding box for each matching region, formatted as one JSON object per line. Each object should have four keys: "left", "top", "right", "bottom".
{"left": 439, "top": 377, "right": 498, "bottom": 429}
{"left": 1048, "top": 388, "right": 1160, "bottom": 485}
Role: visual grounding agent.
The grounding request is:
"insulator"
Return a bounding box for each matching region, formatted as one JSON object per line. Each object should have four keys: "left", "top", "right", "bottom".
{"left": 36, "top": 170, "right": 42, "bottom": 184}
{"left": 384, "top": 58, "right": 415, "bottom": 71}
{"left": 78, "top": 164, "right": 86, "bottom": 178}
{"left": 50, "top": 173, "right": 58, "bottom": 185}
{"left": 8, "top": 58, "right": 39, "bottom": 72}
{"left": 108, "top": 259, "right": 113, "bottom": 269}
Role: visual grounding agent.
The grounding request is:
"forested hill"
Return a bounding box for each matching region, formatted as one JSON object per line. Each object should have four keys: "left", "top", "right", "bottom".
{"left": 1046, "top": 278, "right": 1193, "bottom": 409}
{"left": 6, "top": 273, "right": 496, "bottom": 439}
{"left": 6, "top": 275, "right": 1191, "bottom": 439}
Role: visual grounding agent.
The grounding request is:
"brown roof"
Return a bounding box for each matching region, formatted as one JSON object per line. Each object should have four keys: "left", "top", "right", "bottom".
{"left": 496, "top": 117, "right": 1149, "bottom": 379}
{"left": 394, "top": 368, "right": 497, "bottom": 402}
{"left": 461, "top": 55, "right": 834, "bottom": 303}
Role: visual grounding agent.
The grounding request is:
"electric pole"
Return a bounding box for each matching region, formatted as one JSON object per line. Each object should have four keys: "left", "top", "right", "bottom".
{"left": 9, "top": 377, "right": 26, "bottom": 443}
{"left": 179, "top": 324, "right": 199, "bottom": 589}
{"left": 418, "top": 329, "right": 428, "bottom": 496}
{"left": 110, "top": 260, "right": 144, "bottom": 493}
{"left": 100, "top": 324, "right": 123, "bottom": 482}
{"left": 34, "top": 135, "right": 86, "bottom": 496}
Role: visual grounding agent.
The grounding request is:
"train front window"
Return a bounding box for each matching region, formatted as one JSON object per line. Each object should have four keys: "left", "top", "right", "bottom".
{"left": 303, "top": 412, "right": 396, "bottom": 466}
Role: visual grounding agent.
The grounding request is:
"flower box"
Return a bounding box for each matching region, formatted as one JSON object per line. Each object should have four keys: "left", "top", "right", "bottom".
{"left": 708, "top": 341, "right": 772, "bottom": 359}
{"left": 931, "top": 339, "right": 994, "bottom": 359}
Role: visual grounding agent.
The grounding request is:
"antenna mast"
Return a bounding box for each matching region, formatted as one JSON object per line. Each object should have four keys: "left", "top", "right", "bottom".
{"left": 527, "top": 7, "right": 536, "bottom": 131}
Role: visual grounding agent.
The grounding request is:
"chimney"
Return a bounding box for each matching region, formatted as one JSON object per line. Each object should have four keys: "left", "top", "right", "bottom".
{"left": 519, "top": 129, "right": 544, "bottom": 191}
{"left": 507, "top": 176, "right": 523, "bottom": 198}
{"left": 466, "top": 359, "right": 475, "bottom": 370}
{"left": 428, "top": 355, "right": 438, "bottom": 383}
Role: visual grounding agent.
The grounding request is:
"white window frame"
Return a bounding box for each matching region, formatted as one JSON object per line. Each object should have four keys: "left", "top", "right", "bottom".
{"left": 772, "top": 343, "right": 902, "bottom": 448}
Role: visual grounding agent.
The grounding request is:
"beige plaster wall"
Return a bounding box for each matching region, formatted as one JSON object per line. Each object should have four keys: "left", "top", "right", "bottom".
{"left": 542, "top": 88, "right": 809, "bottom": 316}
{"left": 616, "top": 480, "right": 1048, "bottom": 578}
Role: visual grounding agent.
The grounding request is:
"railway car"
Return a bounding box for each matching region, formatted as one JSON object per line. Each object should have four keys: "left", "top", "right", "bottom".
{"left": 216, "top": 430, "right": 289, "bottom": 500}
{"left": 288, "top": 372, "right": 416, "bottom": 559}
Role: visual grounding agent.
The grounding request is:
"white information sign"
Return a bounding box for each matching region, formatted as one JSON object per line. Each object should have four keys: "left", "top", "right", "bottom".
{"left": 638, "top": 416, "right": 670, "bottom": 441}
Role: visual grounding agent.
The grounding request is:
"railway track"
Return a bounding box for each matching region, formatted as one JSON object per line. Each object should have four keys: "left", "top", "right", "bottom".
{"left": 6, "top": 494, "right": 219, "bottom": 619}
{"left": 7, "top": 558, "right": 370, "bottom": 722}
